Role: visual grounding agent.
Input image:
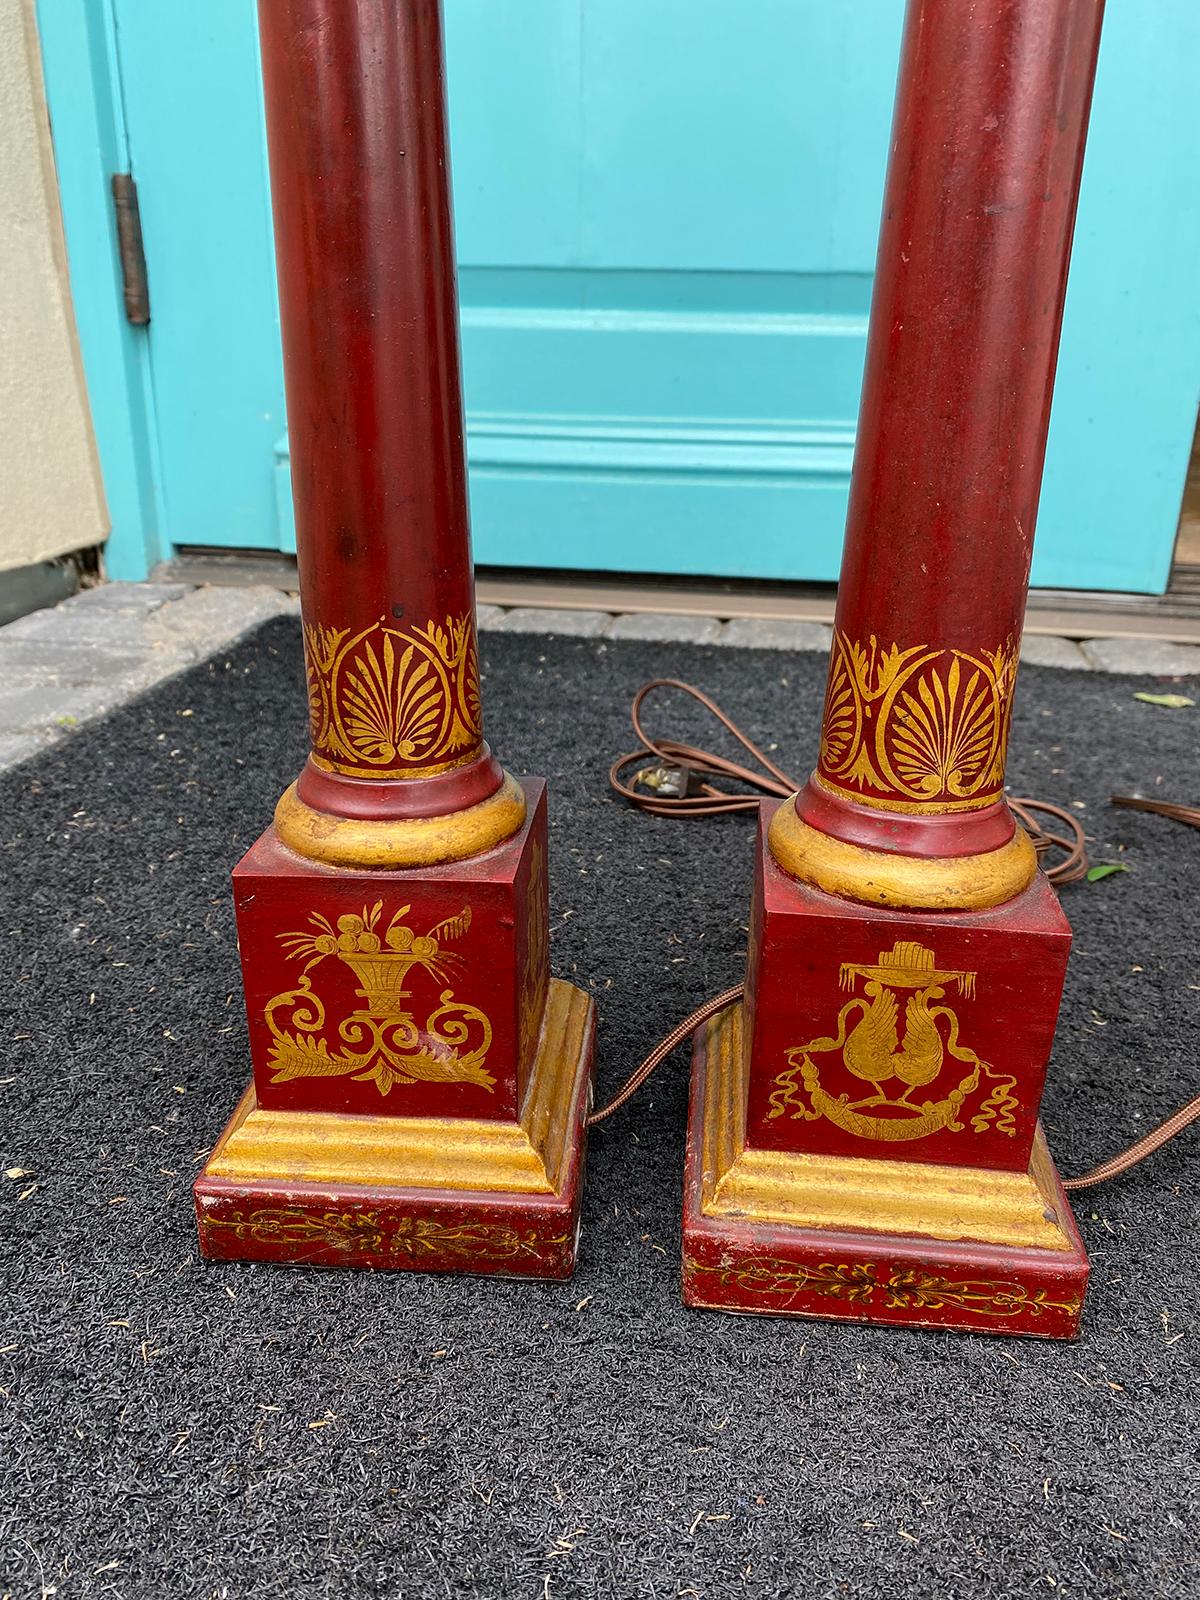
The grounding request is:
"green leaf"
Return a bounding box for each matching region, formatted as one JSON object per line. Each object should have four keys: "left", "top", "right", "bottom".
{"left": 1086, "top": 863, "right": 1129, "bottom": 882}
{"left": 1132, "top": 692, "right": 1195, "bottom": 709}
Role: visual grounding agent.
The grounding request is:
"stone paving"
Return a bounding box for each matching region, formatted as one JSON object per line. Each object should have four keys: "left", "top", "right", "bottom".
{"left": 0, "top": 582, "right": 298, "bottom": 771}
{"left": 1, "top": 580, "right": 1198, "bottom": 774}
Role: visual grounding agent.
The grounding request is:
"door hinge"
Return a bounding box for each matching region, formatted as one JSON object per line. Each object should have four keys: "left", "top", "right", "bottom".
{"left": 111, "top": 173, "right": 150, "bottom": 326}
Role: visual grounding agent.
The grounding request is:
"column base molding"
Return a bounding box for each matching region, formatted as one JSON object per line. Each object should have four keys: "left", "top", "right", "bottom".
{"left": 768, "top": 795, "right": 1037, "bottom": 911}
{"left": 274, "top": 769, "right": 528, "bottom": 870}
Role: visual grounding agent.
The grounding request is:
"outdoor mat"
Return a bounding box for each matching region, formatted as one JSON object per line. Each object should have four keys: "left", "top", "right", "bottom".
{"left": 2, "top": 617, "right": 1198, "bottom": 1599}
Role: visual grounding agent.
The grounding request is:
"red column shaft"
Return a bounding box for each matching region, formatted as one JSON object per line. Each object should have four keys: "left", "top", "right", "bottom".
{"left": 258, "top": 0, "right": 502, "bottom": 824}
{"left": 797, "top": 0, "right": 1104, "bottom": 861}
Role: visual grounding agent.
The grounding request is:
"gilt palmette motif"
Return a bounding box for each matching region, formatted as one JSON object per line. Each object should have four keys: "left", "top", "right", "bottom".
{"left": 303, "top": 612, "right": 482, "bottom": 779}
{"left": 818, "top": 632, "right": 1018, "bottom": 810}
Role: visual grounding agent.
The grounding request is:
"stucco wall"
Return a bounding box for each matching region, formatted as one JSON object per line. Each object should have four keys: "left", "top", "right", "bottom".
{"left": 0, "top": 0, "right": 107, "bottom": 574}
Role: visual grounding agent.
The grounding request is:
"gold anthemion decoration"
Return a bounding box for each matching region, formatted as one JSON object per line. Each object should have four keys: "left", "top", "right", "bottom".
{"left": 518, "top": 840, "right": 549, "bottom": 1068}
{"left": 205, "top": 1208, "right": 567, "bottom": 1262}
{"left": 686, "top": 1257, "right": 1081, "bottom": 1320}
{"left": 267, "top": 900, "right": 494, "bottom": 1096}
{"left": 767, "top": 940, "right": 1019, "bottom": 1141}
{"left": 818, "top": 631, "right": 1018, "bottom": 812}
{"left": 303, "top": 612, "right": 482, "bottom": 778}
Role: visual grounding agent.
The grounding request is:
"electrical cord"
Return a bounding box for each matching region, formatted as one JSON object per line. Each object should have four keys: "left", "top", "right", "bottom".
{"left": 590, "top": 677, "right": 1200, "bottom": 1193}
{"left": 1112, "top": 793, "right": 1200, "bottom": 830}
{"left": 609, "top": 678, "right": 796, "bottom": 818}
{"left": 586, "top": 985, "right": 746, "bottom": 1128}
{"left": 608, "top": 678, "right": 1089, "bottom": 882}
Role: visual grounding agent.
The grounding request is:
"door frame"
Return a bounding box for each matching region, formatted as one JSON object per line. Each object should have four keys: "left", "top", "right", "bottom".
{"left": 36, "top": 0, "right": 166, "bottom": 580}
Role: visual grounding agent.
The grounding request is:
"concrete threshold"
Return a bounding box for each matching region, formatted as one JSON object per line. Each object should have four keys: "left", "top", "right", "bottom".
{"left": 158, "top": 550, "right": 1200, "bottom": 645}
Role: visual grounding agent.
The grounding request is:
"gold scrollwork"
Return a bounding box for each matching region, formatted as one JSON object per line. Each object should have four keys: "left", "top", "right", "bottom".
{"left": 767, "top": 940, "right": 1019, "bottom": 1140}
{"left": 205, "top": 1208, "right": 567, "bottom": 1261}
{"left": 303, "top": 612, "right": 482, "bottom": 778}
{"left": 819, "top": 631, "right": 1018, "bottom": 810}
{"left": 687, "top": 1257, "right": 1081, "bottom": 1320}
{"left": 267, "top": 901, "right": 494, "bottom": 1096}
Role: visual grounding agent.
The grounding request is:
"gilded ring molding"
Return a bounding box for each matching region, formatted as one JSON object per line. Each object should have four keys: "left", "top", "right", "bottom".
{"left": 767, "top": 798, "right": 1037, "bottom": 911}
{"left": 274, "top": 771, "right": 527, "bottom": 870}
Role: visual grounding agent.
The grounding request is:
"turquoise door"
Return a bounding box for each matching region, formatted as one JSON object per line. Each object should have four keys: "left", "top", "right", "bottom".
{"left": 39, "top": 1, "right": 1200, "bottom": 591}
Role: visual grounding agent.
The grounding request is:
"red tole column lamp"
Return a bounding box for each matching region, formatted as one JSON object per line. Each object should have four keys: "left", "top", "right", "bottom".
{"left": 683, "top": 0, "right": 1104, "bottom": 1336}
{"left": 195, "top": 0, "right": 595, "bottom": 1276}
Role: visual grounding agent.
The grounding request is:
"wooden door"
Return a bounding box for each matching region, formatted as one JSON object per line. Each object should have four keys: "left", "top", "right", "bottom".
{"left": 40, "top": 0, "right": 1200, "bottom": 590}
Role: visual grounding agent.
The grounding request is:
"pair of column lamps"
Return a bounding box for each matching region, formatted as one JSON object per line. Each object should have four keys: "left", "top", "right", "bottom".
{"left": 195, "top": 0, "right": 1104, "bottom": 1339}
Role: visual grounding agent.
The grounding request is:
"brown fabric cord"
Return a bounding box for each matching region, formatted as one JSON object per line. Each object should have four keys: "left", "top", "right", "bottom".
{"left": 592, "top": 680, "right": 1197, "bottom": 1194}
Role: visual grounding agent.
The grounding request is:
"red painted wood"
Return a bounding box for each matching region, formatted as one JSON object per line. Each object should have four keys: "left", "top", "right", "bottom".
{"left": 196, "top": 992, "right": 593, "bottom": 1281}
{"left": 197, "top": 1180, "right": 584, "bottom": 1280}
{"left": 794, "top": 782, "right": 1017, "bottom": 860}
{"left": 682, "top": 1006, "right": 1087, "bottom": 1339}
{"left": 796, "top": 0, "right": 1104, "bottom": 853}
{"left": 234, "top": 783, "right": 549, "bottom": 1121}
{"left": 200, "top": 7, "right": 595, "bottom": 1282}
{"left": 694, "top": 3, "right": 1103, "bottom": 1335}
{"left": 257, "top": 0, "right": 499, "bottom": 819}
{"left": 747, "top": 803, "right": 1071, "bottom": 1173}
{"left": 293, "top": 754, "right": 506, "bottom": 824}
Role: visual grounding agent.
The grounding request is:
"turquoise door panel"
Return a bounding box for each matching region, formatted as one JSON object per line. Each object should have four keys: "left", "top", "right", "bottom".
{"left": 33, "top": 0, "right": 164, "bottom": 579}
{"left": 42, "top": 2, "right": 1200, "bottom": 591}
{"left": 1037, "top": 2, "right": 1200, "bottom": 590}
{"left": 105, "top": 0, "right": 286, "bottom": 552}
{"left": 444, "top": 2, "right": 582, "bottom": 266}
{"left": 570, "top": 3, "right": 898, "bottom": 272}
{"left": 457, "top": 293, "right": 868, "bottom": 581}
{"left": 436, "top": 0, "right": 901, "bottom": 584}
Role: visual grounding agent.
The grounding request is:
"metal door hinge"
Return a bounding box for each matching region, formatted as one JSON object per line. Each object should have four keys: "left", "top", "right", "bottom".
{"left": 111, "top": 173, "right": 150, "bottom": 325}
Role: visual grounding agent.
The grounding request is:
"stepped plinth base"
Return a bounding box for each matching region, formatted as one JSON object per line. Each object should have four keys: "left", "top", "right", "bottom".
{"left": 682, "top": 1003, "right": 1087, "bottom": 1338}
{"left": 196, "top": 978, "right": 595, "bottom": 1278}
{"left": 196, "top": 778, "right": 595, "bottom": 1279}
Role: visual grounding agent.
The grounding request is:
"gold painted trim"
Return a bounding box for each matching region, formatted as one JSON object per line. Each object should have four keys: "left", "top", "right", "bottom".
{"left": 812, "top": 772, "right": 1005, "bottom": 816}
{"left": 202, "top": 1208, "right": 570, "bottom": 1264}
{"left": 202, "top": 979, "right": 592, "bottom": 1196}
{"left": 699, "top": 1002, "right": 1073, "bottom": 1254}
{"left": 767, "top": 795, "right": 1036, "bottom": 911}
{"left": 684, "top": 1256, "right": 1082, "bottom": 1321}
{"left": 817, "top": 632, "right": 1018, "bottom": 809}
{"left": 274, "top": 770, "right": 527, "bottom": 870}
{"left": 310, "top": 746, "right": 480, "bottom": 782}
{"left": 303, "top": 613, "right": 483, "bottom": 777}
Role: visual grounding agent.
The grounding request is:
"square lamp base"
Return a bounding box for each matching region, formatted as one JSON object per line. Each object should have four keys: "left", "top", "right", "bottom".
{"left": 682, "top": 1002, "right": 1088, "bottom": 1338}
{"left": 196, "top": 978, "right": 595, "bottom": 1279}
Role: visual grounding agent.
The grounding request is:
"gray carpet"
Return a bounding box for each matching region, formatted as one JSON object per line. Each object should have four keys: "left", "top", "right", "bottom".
{"left": 2, "top": 618, "right": 1198, "bottom": 1599}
